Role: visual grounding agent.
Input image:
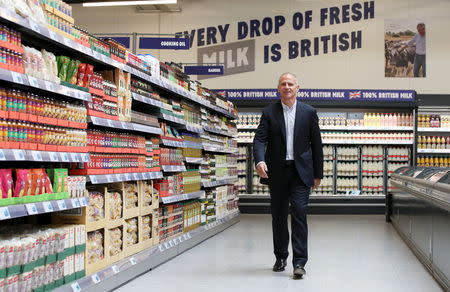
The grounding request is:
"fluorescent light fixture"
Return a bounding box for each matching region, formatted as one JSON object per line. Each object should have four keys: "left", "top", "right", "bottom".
{"left": 83, "top": 0, "right": 176, "bottom": 7}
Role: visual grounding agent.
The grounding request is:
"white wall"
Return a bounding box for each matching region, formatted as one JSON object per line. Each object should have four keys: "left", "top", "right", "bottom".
{"left": 73, "top": 0, "right": 450, "bottom": 95}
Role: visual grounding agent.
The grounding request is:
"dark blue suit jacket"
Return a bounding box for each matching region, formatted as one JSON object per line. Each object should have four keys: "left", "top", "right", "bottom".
{"left": 253, "top": 100, "right": 323, "bottom": 188}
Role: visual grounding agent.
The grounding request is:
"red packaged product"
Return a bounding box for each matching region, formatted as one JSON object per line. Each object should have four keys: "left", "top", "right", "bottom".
{"left": 77, "top": 63, "right": 87, "bottom": 87}
{"left": 83, "top": 64, "right": 94, "bottom": 87}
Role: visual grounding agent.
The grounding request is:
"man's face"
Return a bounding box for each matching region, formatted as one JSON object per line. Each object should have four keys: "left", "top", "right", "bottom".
{"left": 278, "top": 74, "right": 299, "bottom": 102}
{"left": 417, "top": 25, "right": 425, "bottom": 36}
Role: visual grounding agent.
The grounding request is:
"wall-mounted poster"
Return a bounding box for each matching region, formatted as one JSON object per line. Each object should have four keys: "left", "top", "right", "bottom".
{"left": 385, "top": 19, "right": 426, "bottom": 78}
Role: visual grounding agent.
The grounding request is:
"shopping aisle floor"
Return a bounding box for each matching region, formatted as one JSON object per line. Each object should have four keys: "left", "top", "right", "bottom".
{"left": 116, "top": 214, "right": 443, "bottom": 292}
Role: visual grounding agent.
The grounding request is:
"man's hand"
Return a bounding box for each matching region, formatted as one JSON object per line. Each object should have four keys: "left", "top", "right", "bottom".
{"left": 256, "top": 162, "right": 268, "bottom": 178}
{"left": 313, "top": 178, "right": 321, "bottom": 189}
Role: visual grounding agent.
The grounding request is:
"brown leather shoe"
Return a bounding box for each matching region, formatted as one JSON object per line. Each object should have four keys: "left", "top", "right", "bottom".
{"left": 293, "top": 265, "right": 306, "bottom": 279}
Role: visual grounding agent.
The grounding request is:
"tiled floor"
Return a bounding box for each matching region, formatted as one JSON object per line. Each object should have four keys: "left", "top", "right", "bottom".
{"left": 115, "top": 214, "right": 444, "bottom": 292}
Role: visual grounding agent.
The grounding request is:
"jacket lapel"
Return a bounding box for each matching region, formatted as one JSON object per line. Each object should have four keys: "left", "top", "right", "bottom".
{"left": 276, "top": 100, "right": 286, "bottom": 143}
{"left": 293, "top": 101, "right": 302, "bottom": 145}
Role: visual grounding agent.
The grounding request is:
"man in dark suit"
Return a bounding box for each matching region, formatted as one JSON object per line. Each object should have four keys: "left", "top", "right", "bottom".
{"left": 253, "top": 73, "right": 323, "bottom": 279}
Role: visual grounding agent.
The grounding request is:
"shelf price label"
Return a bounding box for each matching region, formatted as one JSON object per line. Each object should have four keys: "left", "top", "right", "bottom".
{"left": 106, "top": 175, "right": 114, "bottom": 183}
{"left": 57, "top": 200, "right": 67, "bottom": 210}
{"left": 31, "top": 151, "right": 43, "bottom": 161}
{"left": 79, "top": 197, "right": 87, "bottom": 207}
{"left": 48, "top": 30, "right": 58, "bottom": 41}
{"left": 11, "top": 72, "right": 24, "bottom": 84}
{"left": 60, "top": 152, "right": 70, "bottom": 162}
{"left": 28, "top": 76, "right": 39, "bottom": 88}
{"left": 43, "top": 202, "right": 54, "bottom": 213}
{"left": 125, "top": 173, "right": 132, "bottom": 181}
{"left": 71, "top": 282, "right": 81, "bottom": 292}
{"left": 25, "top": 203, "right": 38, "bottom": 215}
{"left": 129, "top": 257, "right": 137, "bottom": 265}
{"left": 164, "top": 242, "right": 170, "bottom": 249}
{"left": 0, "top": 207, "right": 11, "bottom": 220}
{"left": 71, "top": 198, "right": 80, "bottom": 208}
{"left": 90, "top": 176, "right": 98, "bottom": 184}
{"left": 0, "top": 150, "right": 5, "bottom": 160}
{"left": 44, "top": 81, "right": 55, "bottom": 92}
{"left": 111, "top": 265, "right": 119, "bottom": 274}
{"left": 91, "top": 273, "right": 101, "bottom": 284}
{"left": 70, "top": 153, "right": 79, "bottom": 162}
{"left": 28, "top": 20, "right": 41, "bottom": 33}
{"left": 158, "top": 245, "right": 164, "bottom": 252}
{"left": 63, "top": 37, "right": 72, "bottom": 47}
{"left": 49, "top": 152, "right": 59, "bottom": 162}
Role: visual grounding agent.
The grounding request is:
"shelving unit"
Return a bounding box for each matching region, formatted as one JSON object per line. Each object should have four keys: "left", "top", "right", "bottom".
{"left": 235, "top": 99, "right": 417, "bottom": 214}
{"left": 0, "top": 5, "right": 240, "bottom": 291}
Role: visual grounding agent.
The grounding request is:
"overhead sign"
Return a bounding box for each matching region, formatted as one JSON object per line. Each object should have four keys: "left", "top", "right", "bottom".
{"left": 215, "top": 89, "right": 416, "bottom": 101}
{"left": 184, "top": 65, "right": 224, "bottom": 75}
{"left": 139, "top": 37, "right": 190, "bottom": 50}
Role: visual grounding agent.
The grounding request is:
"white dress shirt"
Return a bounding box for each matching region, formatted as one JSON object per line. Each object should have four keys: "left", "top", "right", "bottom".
{"left": 407, "top": 33, "right": 426, "bottom": 55}
{"left": 282, "top": 100, "right": 296, "bottom": 160}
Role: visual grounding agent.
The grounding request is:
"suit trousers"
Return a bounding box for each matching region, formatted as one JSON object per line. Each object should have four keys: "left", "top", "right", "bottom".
{"left": 270, "top": 163, "right": 310, "bottom": 267}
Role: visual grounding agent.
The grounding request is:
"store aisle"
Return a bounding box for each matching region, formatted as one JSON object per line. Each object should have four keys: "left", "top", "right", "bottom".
{"left": 116, "top": 214, "right": 443, "bottom": 292}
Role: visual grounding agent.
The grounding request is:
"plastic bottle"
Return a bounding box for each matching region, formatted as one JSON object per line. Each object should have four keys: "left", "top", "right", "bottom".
{"left": 446, "top": 137, "right": 450, "bottom": 149}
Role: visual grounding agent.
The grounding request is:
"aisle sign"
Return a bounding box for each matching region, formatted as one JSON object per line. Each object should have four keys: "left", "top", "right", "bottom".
{"left": 139, "top": 37, "right": 190, "bottom": 50}
{"left": 184, "top": 65, "right": 224, "bottom": 75}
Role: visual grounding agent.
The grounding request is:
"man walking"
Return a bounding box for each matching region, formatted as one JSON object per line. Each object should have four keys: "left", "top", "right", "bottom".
{"left": 401, "top": 23, "right": 426, "bottom": 77}
{"left": 253, "top": 73, "right": 323, "bottom": 279}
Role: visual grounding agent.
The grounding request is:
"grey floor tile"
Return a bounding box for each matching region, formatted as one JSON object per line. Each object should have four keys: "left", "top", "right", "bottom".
{"left": 115, "top": 214, "right": 444, "bottom": 292}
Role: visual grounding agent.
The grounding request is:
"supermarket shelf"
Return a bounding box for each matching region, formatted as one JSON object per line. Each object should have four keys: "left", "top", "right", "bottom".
{"left": 417, "top": 149, "right": 450, "bottom": 154}
{"left": 185, "top": 123, "right": 204, "bottom": 134}
{"left": 202, "top": 145, "right": 238, "bottom": 154}
{"left": 184, "top": 157, "right": 204, "bottom": 164}
{"left": 159, "top": 113, "right": 186, "bottom": 126}
{"left": 88, "top": 171, "right": 163, "bottom": 184}
{"left": 0, "top": 149, "right": 90, "bottom": 162}
{"left": 160, "top": 138, "right": 186, "bottom": 148}
{"left": 203, "top": 125, "right": 237, "bottom": 138}
{"left": 320, "top": 126, "right": 414, "bottom": 131}
{"left": 213, "top": 164, "right": 237, "bottom": 168}
{"left": 236, "top": 139, "right": 253, "bottom": 144}
{"left": 183, "top": 140, "right": 203, "bottom": 149}
{"left": 237, "top": 125, "right": 258, "bottom": 129}
{"left": 0, "top": 196, "right": 88, "bottom": 221}
{"left": 89, "top": 116, "right": 163, "bottom": 135}
{"left": 131, "top": 92, "right": 164, "bottom": 109}
{"left": 54, "top": 211, "right": 240, "bottom": 292}
{"left": 160, "top": 191, "right": 205, "bottom": 204}
{"left": 322, "top": 140, "right": 414, "bottom": 145}
{"left": 0, "top": 7, "right": 238, "bottom": 120}
{"left": 0, "top": 68, "right": 92, "bottom": 102}
{"left": 202, "top": 176, "right": 238, "bottom": 188}
{"left": 161, "top": 165, "right": 187, "bottom": 172}
{"left": 417, "top": 127, "right": 450, "bottom": 133}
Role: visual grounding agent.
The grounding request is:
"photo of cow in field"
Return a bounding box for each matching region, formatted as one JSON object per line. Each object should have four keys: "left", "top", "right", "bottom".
{"left": 385, "top": 19, "right": 426, "bottom": 78}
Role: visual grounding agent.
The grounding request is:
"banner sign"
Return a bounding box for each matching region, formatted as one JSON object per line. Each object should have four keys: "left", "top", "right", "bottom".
{"left": 109, "top": 37, "right": 130, "bottom": 49}
{"left": 139, "top": 37, "right": 190, "bottom": 50}
{"left": 214, "top": 89, "right": 415, "bottom": 101}
{"left": 184, "top": 65, "right": 224, "bottom": 75}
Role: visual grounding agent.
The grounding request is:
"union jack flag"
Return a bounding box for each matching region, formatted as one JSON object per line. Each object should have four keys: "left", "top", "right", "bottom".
{"left": 349, "top": 91, "right": 361, "bottom": 99}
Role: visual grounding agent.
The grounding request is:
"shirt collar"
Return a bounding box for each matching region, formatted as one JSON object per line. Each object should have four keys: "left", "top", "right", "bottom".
{"left": 282, "top": 100, "right": 297, "bottom": 111}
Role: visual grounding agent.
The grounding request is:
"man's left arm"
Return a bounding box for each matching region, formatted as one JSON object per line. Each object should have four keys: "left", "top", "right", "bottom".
{"left": 310, "top": 109, "right": 323, "bottom": 188}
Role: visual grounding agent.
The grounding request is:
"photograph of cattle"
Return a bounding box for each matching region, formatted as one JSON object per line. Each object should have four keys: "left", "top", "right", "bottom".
{"left": 385, "top": 19, "right": 426, "bottom": 78}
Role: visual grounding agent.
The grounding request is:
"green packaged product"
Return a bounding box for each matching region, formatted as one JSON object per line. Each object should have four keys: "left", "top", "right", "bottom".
{"left": 57, "top": 56, "right": 70, "bottom": 81}
{"left": 66, "top": 59, "right": 81, "bottom": 84}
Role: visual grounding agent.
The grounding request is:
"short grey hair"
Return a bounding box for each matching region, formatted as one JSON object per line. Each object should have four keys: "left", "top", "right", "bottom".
{"left": 417, "top": 23, "right": 425, "bottom": 28}
{"left": 279, "top": 72, "right": 298, "bottom": 85}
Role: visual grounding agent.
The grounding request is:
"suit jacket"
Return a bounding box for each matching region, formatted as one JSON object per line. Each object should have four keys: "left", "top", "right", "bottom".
{"left": 253, "top": 100, "right": 323, "bottom": 188}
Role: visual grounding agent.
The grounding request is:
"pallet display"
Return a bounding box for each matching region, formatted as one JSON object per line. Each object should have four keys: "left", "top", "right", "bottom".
{"left": 0, "top": 2, "right": 239, "bottom": 290}
{"left": 235, "top": 100, "right": 417, "bottom": 214}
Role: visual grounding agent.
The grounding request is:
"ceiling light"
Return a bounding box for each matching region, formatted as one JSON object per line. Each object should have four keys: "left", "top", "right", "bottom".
{"left": 83, "top": 0, "right": 176, "bottom": 7}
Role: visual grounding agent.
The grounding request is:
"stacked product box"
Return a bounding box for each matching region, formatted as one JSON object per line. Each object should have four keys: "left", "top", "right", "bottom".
{"left": 52, "top": 181, "right": 159, "bottom": 274}
{"left": 182, "top": 201, "right": 201, "bottom": 232}
{"left": 158, "top": 203, "right": 183, "bottom": 242}
{"left": 0, "top": 224, "right": 86, "bottom": 291}
{"left": 200, "top": 190, "right": 216, "bottom": 225}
